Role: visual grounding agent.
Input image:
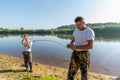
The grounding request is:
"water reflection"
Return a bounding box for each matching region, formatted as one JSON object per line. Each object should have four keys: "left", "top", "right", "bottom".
{"left": 0, "top": 34, "right": 120, "bottom": 76}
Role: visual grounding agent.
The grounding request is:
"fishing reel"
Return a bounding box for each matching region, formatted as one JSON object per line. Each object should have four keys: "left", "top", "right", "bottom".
{"left": 23, "top": 40, "right": 29, "bottom": 47}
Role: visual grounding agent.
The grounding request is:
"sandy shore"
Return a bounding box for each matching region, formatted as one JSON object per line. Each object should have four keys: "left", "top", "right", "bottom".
{"left": 0, "top": 53, "right": 117, "bottom": 80}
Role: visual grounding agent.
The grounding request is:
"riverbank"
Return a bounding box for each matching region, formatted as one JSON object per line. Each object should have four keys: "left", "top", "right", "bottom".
{"left": 0, "top": 53, "right": 117, "bottom": 80}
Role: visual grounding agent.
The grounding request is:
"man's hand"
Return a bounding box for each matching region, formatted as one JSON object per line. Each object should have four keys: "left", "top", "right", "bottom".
{"left": 67, "top": 44, "right": 76, "bottom": 50}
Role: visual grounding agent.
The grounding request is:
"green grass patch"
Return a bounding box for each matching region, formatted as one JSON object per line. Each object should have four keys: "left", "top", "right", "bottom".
{"left": 23, "top": 73, "right": 61, "bottom": 80}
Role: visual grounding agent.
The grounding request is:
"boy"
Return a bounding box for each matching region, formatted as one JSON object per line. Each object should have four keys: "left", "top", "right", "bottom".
{"left": 22, "top": 34, "right": 33, "bottom": 72}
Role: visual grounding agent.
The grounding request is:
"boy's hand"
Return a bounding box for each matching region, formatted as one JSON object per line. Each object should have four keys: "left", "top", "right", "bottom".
{"left": 22, "top": 39, "right": 25, "bottom": 44}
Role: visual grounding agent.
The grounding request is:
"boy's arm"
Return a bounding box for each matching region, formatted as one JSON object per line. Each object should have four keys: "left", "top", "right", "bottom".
{"left": 22, "top": 39, "right": 25, "bottom": 45}
{"left": 27, "top": 41, "right": 32, "bottom": 48}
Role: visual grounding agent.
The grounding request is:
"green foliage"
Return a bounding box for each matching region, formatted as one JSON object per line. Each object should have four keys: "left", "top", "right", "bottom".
{"left": 0, "top": 22, "right": 120, "bottom": 38}
{"left": 20, "top": 27, "right": 24, "bottom": 31}
{"left": 39, "top": 76, "right": 60, "bottom": 80}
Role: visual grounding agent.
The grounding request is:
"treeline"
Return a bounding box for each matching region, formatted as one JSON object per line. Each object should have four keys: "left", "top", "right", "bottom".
{"left": 0, "top": 27, "right": 73, "bottom": 35}
{"left": 0, "top": 28, "right": 52, "bottom": 34}
{"left": 0, "top": 22, "right": 120, "bottom": 37}
{"left": 55, "top": 22, "right": 120, "bottom": 37}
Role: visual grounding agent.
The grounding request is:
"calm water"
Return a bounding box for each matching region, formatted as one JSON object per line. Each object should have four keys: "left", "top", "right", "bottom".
{"left": 0, "top": 35, "right": 120, "bottom": 76}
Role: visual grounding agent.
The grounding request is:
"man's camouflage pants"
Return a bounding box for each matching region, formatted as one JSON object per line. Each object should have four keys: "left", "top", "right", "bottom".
{"left": 67, "top": 50, "right": 90, "bottom": 80}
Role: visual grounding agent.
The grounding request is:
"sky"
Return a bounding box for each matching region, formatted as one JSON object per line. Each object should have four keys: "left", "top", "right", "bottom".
{"left": 0, "top": 0, "right": 120, "bottom": 29}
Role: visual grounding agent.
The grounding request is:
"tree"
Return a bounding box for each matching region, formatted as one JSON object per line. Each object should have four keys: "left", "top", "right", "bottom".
{"left": 20, "top": 27, "right": 24, "bottom": 31}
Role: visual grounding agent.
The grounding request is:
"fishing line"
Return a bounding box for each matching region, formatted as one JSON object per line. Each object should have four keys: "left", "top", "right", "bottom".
{"left": 32, "top": 39, "right": 69, "bottom": 48}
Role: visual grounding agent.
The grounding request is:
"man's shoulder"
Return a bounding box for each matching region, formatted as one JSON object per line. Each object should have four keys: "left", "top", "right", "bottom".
{"left": 86, "top": 27, "right": 94, "bottom": 32}
{"left": 86, "top": 27, "right": 93, "bottom": 30}
{"left": 74, "top": 28, "right": 79, "bottom": 31}
{"left": 86, "top": 27, "right": 95, "bottom": 37}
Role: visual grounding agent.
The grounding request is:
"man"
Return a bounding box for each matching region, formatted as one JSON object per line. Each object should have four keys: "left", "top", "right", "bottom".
{"left": 67, "top": 16, "right": 95, "bottom": 80}
{"left": 22, "top": 34, "right": 33, "bottom": 72}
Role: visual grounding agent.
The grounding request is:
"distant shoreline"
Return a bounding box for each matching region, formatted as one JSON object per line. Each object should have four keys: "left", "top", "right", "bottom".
{"left": 0, "top": 22, "right": 120, "bottom": 38}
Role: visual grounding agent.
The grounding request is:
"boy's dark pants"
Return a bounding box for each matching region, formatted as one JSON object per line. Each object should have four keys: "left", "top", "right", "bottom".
{"left": 23, "top": 51, "right": 32, "bottom": 70}
{"left": 67, "top": 50, "right": 90, "bottom": 80}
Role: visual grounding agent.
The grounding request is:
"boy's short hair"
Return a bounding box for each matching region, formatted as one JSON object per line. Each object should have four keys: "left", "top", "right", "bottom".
{"left": 24, "top": 34, "right": 29, "bottom": 38}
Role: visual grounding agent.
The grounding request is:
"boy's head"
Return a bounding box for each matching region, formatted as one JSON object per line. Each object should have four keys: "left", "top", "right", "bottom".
{"left": 24, "top": 34, "right": 29, "bottom": 39}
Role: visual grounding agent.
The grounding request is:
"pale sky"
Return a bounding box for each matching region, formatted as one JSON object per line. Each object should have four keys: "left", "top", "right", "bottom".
{"left": 0, "top": 0, "right": 120, "bottom": 29}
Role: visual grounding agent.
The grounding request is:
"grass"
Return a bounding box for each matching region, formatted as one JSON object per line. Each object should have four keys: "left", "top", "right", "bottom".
{"left": 23, "top": 74, "right": 60, "bottom": 80}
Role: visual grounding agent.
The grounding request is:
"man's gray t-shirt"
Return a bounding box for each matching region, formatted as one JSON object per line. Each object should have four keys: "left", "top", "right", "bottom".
{"left": 73, "top": 27, "right": 95, "bottom": 46}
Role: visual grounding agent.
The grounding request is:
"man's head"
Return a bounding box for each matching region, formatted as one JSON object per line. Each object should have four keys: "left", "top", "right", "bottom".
{"left": 74, "top": 16, "right": 86, "bottom": 29}
{"left": 24, "top": 34, "right": 29, "bottom": 40}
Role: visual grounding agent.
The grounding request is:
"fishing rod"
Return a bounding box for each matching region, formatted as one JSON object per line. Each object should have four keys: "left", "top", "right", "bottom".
{"left": 32, "top": 39, "right": 68, "bottom": 48}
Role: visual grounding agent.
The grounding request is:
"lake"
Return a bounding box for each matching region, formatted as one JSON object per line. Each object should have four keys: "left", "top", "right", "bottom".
{"left": 0, "top": 35, "right": 120, "bottom": 76}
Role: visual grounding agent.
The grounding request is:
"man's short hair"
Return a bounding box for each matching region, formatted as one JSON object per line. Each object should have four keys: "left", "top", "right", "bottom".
{"left": 74, "top": 16, "right": 84, "bottom": 23}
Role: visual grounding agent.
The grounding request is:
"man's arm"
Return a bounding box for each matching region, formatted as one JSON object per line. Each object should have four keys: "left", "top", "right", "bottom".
{"left": 70, "top": 36, "right": 75, "bottom": 44}
{"left": 75, "top": 40, "right": 94, "bottom": 49}
{"left": 67, "top": 36, "right": 75, "bottom": 48}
